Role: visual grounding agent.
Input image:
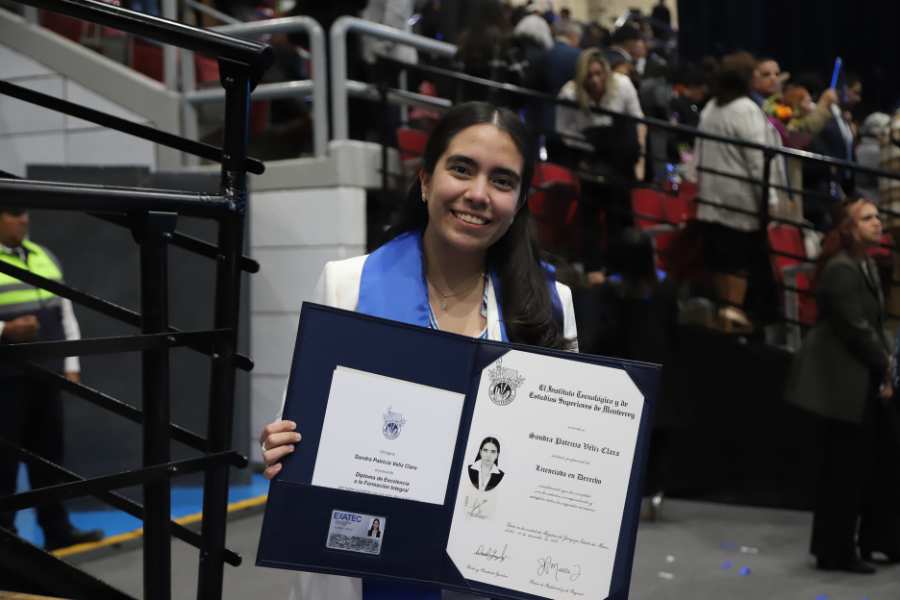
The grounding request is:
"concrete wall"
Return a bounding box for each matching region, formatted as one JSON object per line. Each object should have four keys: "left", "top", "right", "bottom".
{"left": 246, "top": 142, "right": 395, "bottom": 462}
{"left": 0, "top": 44, "right": 156, "bottom": 176}
{"left": 0, "top": 7, "right": 184, "bottom": 173}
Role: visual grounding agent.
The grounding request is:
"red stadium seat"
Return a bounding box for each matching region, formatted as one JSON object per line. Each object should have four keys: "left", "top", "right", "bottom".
{"left": 39, "top": 11, "right": 85, "bottom": 43}
{"left": 528, "top": 162, "right": 581, "bottom": 254}
{"left": 768, "top": 222, "right": 806, "bottom": 276}
{"left": 768, "top": 223, "right": 817, "bottom": 331}
{"left": 663, "top": 180, "right": 698, "bottom": 225}
{"left": 631, "top": 188, "right": 679, "bottom": 269}
{"left": 396, "top": 127, "right": 429, "bottom": 161}
{"left": 631, "top": 188, "right": 666, "bottom": 230}
{"left": 867, "top": 232, "right": 895, "bottom": 261}
{"left": 131, "top": 38, "right": 164, "bottom": 82}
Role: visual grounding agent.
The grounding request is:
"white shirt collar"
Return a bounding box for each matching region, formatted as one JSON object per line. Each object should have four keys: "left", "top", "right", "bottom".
{"left": 0, "top": 241, "right": 27, "bottom": 259}
{"left": 471, "top": 459, "right": 501, "bottom": 474}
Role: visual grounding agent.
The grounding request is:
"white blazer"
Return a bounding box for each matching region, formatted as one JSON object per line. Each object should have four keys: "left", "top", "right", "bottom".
{"left": 288, "top": 255, "right": 578, "bottom": 599}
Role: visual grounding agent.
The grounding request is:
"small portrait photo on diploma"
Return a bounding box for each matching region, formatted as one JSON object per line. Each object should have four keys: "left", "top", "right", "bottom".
{"left": 468, "top": 436, "right": 505, "bottom": 492}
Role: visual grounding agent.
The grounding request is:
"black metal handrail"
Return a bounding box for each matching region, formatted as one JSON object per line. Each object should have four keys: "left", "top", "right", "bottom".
{"left": 0, "top": 450, "right": 246, "bottom": 512}
{"left": 92, "top": 213, "right": 261, "bottom": 274}
{"left": 0, "top": 170, "right": 260, "bottom": 274}
{"left": 0, "top": 227, "right": 255, "bottom": 370}
{"left": 23, "top": 363, "right": 209, "bottom": 450}
{"left": 0, "top": 438, "right": 242, "bottom": 566}
{"left": 0, "top": 178, "right": 234, "bottom": 216}
{"left": 0, "top": 80, "right": 265, "bottom": 175}
{"left": 17, "top": 0, "right": 273, "bottom": 79}
{"left": 0, "top": 329, "right": 228, "bottom": 360}
{"left": 2, "top": 1, "right": 267, "bottom": 598}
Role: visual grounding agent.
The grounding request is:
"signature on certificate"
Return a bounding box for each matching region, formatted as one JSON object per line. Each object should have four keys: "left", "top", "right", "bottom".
{"left": 473, "top": 544, "right": 510, "bottom": 562}
{"left": 468, "top": 497, "right": 488, "bottom": 517}
{"left": 536, "top": 555, "right": 582, "bottom": 582}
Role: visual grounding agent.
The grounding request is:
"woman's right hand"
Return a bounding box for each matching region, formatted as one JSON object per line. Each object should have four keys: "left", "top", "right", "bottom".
{"left": 259, "top": 420, "right": 302, "bottom": 480}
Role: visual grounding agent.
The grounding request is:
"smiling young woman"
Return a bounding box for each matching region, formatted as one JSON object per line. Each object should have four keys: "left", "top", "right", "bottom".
{"left": 259, "top": 102, "right": 578, "bottom": 600}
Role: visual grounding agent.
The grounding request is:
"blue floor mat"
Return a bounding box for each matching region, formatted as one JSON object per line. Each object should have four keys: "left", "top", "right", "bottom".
{"left": 13, "top": 463, "right": 270, "bottom": 548}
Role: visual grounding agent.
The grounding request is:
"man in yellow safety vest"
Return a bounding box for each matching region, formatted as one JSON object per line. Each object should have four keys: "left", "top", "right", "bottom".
{"left": 0, "top": 207, "right": 103, "bottom": 551}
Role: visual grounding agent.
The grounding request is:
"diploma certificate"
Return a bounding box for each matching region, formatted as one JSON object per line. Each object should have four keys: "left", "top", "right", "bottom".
{"left": 258, "top": 304, "right": 656, "bottom": 600}
{"left": 446, "top": 350, "right": 644, "bottom": 599}
{"left": 312, "top": 366, "right": 465, "bottom": 505}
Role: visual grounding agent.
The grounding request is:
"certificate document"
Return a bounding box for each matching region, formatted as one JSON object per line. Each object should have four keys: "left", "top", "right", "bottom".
{"left": 446, "top": 350, "right": 644, "bottom": 600}
{"left": 312, "top": 366, "right": 465, "bottom": 505}
{"left": 258, "top": 304, "right": 656, "bottom": 599}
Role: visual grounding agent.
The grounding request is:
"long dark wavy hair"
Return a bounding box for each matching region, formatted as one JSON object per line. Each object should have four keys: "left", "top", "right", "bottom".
{"left": 383, "top": 101, "right": 571, "bottom": 350}
{"left": 814, "top": 197, "right": 874, "bottom": 286}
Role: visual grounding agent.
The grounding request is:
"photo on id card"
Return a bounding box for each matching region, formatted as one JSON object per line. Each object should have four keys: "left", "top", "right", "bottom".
{"left": 325, "top": 509, "right": 386, "bottom": 555}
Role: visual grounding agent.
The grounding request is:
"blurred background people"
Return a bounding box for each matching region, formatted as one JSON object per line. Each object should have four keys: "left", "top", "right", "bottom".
{"left": 556, "top": 48, "right": 645, "bottom": 284}
{"left": 856, "top": 112, "right": 892, "bottom": 201}
{"left": 751, "top": 57, "right": 784, "bottom": 106}
{"left": 693, "top": 51, "right": 786, "bottom": 332}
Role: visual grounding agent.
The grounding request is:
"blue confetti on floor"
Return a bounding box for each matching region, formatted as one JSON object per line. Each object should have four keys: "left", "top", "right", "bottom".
{"left": 721, "top": 560, "right": 733, "bottom": 570}
{"left": 738, "top": 566, "right": 751, "bottom": 576}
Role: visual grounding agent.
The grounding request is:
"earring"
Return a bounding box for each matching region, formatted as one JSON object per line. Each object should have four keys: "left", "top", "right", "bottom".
{"left": 422, "top": 193, "right": 427, "bottom": 204}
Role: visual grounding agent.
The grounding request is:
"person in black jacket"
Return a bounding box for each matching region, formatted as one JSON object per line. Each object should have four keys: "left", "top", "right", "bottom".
{"left": 787, "top": 197, "right": 900, "bottom": 573}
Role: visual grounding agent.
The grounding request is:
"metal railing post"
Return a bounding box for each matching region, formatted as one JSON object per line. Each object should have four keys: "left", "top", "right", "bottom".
{"left": 196, "top": 57, "right": 251, "bottom": 600}
{"left": 162, "top": 0, "right": 179, "bottom": 91}
{"left": 329, "top": 16, "right": 456, "bottom": 141}
{"left": 307, "top": 18, "right": 328, "bottom": 158}
{"left": 135, "top": 210, "right": 177, "bottom": 600}
{"left": 23, "top": 5, "right": 38, "bottom": 23}
{"left": 330, "top": 17, "right": 349, "bottom": 141}
{"left": 760, "top": 150, "right": 774, "bottom": 231}
{"left": 379, "top": 82, "right": 390, "bottom": 197}
{"left": 181, "top": 46, "right": 199, "bottom": 166}
{"left": 212, "top": 17, "right": 328, "bottom": 156}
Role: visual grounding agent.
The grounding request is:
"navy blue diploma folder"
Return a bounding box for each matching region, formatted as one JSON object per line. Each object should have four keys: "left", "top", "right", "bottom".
{"left": 256, "top": 303, "right": 659, "bottom": 600}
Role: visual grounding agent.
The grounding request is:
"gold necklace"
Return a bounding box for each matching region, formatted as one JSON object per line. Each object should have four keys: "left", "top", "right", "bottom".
{"left": 427, "top": 273, "right": 484, "bottom": 311}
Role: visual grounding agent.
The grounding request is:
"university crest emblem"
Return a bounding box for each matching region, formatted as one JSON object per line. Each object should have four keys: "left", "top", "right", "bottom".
{"left": 487, "top": 359, "right": 525, "bottom": 406}
{"left": 382, "top": 407, "right": 406, "bottom": 440}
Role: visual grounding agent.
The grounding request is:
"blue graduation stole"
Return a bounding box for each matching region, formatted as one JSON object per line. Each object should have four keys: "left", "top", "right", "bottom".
{"left": 355, "top": 229, "right": 563, "bottom": 600}
{"left": 356, "top": 230, "right": 563, "bottom": 341}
